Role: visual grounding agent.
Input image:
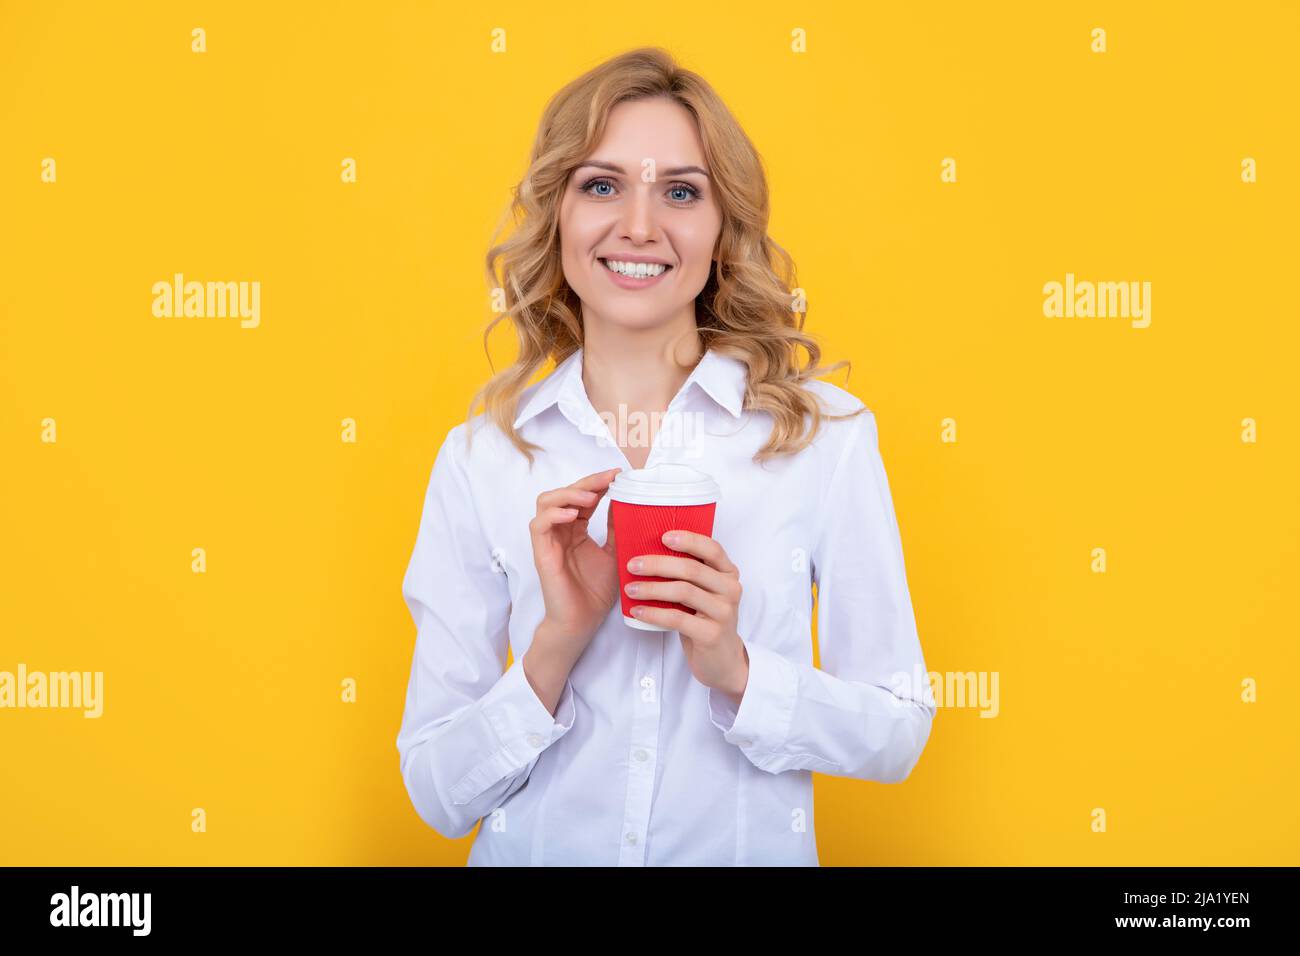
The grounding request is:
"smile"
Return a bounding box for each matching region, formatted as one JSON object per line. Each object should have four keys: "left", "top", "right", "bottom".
{"left": 599, "top": 258, "right": 672, "bottom": 289}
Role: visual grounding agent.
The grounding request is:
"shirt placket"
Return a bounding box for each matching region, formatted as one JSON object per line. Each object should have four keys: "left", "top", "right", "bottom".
{"left": 618, "top": 630, "right": 664, "bottom": 865}
{"left": 557, "top": 389, "right": 685, "bottom": 864}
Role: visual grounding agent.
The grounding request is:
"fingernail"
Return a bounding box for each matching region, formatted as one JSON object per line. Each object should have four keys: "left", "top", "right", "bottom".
{"left": 629, "top": 558, "right": 644, "bottom": 572}
{"left": 663, "top": 531, "right": 679, "bottom": 545}
{"left": 625, "top": 582, "right": 640, "bottom": 595}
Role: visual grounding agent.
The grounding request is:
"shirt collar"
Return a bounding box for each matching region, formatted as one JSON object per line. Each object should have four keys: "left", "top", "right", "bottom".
{"left": 512, "top": 345, "right": 747, "bottom": 430}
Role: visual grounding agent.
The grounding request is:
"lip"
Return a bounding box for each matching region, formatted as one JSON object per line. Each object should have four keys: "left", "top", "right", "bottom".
{"left": 599, "top": 253, "right": 673, "bottom": 265}
{"left": 598, "top": 256, "right": 673, "bottom": 290}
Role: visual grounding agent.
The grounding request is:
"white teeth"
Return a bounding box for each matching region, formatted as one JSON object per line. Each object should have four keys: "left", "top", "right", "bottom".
{"left": 602, "top": 259, "right": 668, "bottom": 278}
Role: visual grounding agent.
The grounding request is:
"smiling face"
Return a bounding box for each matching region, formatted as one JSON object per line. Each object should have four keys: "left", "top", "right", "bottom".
{"left": 558, "top": 95, "right": 724, "bottom": 333}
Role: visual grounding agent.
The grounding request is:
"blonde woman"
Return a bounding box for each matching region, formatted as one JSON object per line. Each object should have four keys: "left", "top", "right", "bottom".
{"left": 396, "top": 47, "right": 935, "bottom": 866}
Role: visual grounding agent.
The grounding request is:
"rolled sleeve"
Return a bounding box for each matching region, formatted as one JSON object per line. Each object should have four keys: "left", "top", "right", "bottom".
{"left": 707, "top": 640, "right": 797, "bottom": 752}
{"left": 396, "top": 422, "right": 578, "bottom": 839}
{"left": 707, "top": 408, "right": 935, "bottom": 783}
{"left": 451, "top": 655, "right": 577, "bottom": 806}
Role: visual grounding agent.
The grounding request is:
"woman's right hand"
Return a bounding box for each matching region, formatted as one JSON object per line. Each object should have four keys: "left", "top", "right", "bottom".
{"left": 528, "top": 467, "right": 624, "bottom": 666}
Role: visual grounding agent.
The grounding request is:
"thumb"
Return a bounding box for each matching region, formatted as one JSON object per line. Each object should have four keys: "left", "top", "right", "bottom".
{"left": 604, "top": 502, "right": 618, "bottom": 556}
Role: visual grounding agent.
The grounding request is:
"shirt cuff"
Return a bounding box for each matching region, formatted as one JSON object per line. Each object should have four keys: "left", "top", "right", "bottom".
{"left": 707, "top": 640, "right": 798, "bottom": 752}
{"left": 487, "top": 654, "right": 576, "bottom": 750}
{"left": 448, "top": 655, "right": 576, "bottom": 806}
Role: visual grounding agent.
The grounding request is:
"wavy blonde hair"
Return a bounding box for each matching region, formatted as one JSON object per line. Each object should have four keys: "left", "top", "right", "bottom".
{"left": 465, "top": 46, "right": 868, "bottom": 466}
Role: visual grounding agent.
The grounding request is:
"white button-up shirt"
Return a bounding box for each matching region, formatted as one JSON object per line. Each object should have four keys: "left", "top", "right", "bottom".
{"left": 396, "top": 345, "right": 935, "bottom": 865}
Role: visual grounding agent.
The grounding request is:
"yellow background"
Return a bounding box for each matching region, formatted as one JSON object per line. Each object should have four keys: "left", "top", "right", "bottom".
{"left": 2, "top": 1, "right": 1296, "bottom": 865}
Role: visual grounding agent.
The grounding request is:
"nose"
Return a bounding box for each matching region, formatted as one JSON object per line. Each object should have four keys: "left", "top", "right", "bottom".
{"left": 618, "top": 183, "right": 656, "bottom": 244}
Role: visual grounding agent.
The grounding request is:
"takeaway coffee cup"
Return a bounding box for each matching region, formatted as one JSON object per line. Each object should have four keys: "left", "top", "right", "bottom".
{"left": 607, "top": 463, "right": 720, "bottom": 631}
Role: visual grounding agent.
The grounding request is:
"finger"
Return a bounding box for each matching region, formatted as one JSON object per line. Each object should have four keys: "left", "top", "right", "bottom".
{"left": 626, "top": 553, "right": 736, "bottom": 599}
{"left": 537, "top": 486, "right": 602, "bottom": 515}
{"left": 659, "top": 530, "right": 736, "bottom": 574}
{"left": 604, "top": 498, "right": 618, "bottom": 555}
{"left": 568, "top": 467, "right": 623, "bottom": 493}
{"left": 579, "top": 477, "right": 616, "bottom": 514}
{"left": 624, "top": 579, "right": 729, "bottom": 620}
{"left": 629, "top": 603, "right": 711, "bottom": 641}
{"left": 528, "top": 505, "right": 582, "bottom": 540}
{"left": 539, "top": 468, "right": 621, "bottom": 518}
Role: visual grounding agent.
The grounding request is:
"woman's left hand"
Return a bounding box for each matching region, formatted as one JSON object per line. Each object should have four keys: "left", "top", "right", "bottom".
{"left": 625, "top": 530, "right": 750, "bottom": 704}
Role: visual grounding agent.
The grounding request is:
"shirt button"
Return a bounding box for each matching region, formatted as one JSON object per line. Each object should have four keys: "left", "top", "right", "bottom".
{"left": 633, "top": 748, "right": 648, "bottom": 761}
{"left": 625, "top": 832, "right": 638, "bottom": 845}
{"left": 526, "top": 733, "right": 544, "bottom": 748}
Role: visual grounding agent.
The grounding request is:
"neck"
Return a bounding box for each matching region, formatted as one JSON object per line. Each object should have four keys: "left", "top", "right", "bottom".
{"left": 579, "top": 311, "right": 704, "bottom": 419}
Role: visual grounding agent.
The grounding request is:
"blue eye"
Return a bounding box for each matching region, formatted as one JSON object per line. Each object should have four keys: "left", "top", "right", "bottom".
{"left": 578, "top": 177, "right": 617, "bottom": 198}
{"left": 578, "top": 177, "right": 702, "bottom": 206}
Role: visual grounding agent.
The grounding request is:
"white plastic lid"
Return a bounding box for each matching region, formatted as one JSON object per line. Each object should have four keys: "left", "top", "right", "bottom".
{"left": 607, "top": 463, "right": 720, "bottom": 506}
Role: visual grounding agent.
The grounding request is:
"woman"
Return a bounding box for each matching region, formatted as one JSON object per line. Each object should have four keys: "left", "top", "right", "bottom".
{"left": 396, "top": 47, "right": 935, "bottom": 866}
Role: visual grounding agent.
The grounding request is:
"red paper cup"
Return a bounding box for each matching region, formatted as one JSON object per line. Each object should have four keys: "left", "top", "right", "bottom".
{"left": 608, "top": 464, "right": 720, "bottom": 631}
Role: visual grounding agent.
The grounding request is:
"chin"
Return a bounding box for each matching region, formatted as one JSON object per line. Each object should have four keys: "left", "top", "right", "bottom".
{"left": 605, "top": 308, "right": 675, "bottom": 330}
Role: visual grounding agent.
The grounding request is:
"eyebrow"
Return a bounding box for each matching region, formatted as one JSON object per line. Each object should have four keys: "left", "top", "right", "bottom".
{"left": 575, "top": 160, "right": 710, "bottom": 179}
